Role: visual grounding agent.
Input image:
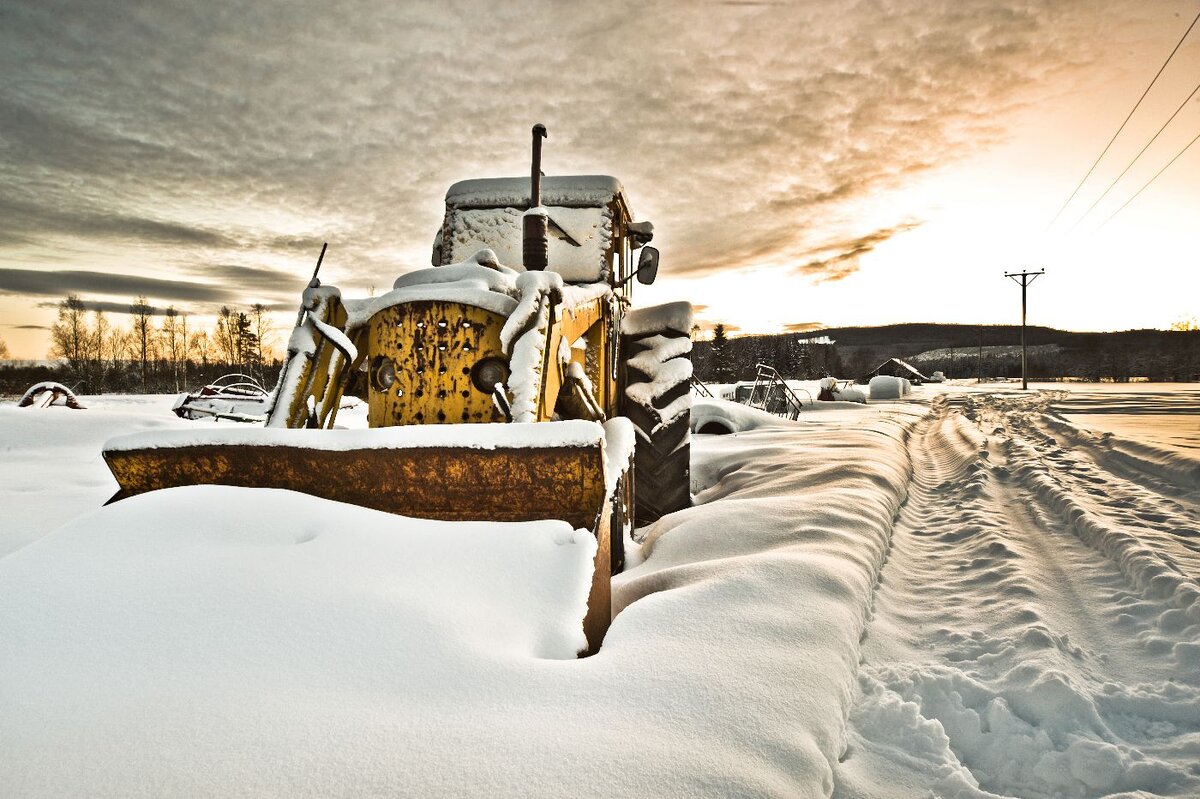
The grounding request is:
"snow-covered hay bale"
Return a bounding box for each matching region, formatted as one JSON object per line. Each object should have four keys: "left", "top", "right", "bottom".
{"left": 868, "top": 375, "right": 910, "bottom": 400}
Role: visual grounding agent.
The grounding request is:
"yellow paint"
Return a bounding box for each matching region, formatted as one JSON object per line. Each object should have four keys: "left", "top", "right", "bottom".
{"left": 367, "top": 301, "right": 508, "bottom": 426}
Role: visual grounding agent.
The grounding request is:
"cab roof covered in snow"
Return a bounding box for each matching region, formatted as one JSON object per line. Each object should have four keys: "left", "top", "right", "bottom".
{"left": 445, "top": 175, "right": 627, "bottom": 210}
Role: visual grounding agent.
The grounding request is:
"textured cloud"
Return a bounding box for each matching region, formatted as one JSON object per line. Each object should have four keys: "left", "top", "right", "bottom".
{"left": 36, "top": 298, "right": 172, "bottom": 317}
{"left": 794, "top": 221, "right": 924, "bottom": 283}
{"left": 783, "top": 322, "right": 825, "bottom": 333}
{"left": 0, "top": 268, "right": 240, "bottom": 305}
{"left": 0, "top": 0, "right": 1130, "bottom": 318}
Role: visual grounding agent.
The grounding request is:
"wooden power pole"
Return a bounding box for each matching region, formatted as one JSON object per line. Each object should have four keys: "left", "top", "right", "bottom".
{"left": 1004, "top": 269, "right": 1045, "bottom": 390}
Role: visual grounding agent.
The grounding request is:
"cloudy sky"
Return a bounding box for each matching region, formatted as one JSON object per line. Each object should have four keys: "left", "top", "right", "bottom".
{"left": 1, "top": 0, "right": 1198, "bottom": 357}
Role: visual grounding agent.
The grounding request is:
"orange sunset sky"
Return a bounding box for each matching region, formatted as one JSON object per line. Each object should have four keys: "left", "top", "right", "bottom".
{"left": 1, "top": 0, "right": 1198, "bottom": 358}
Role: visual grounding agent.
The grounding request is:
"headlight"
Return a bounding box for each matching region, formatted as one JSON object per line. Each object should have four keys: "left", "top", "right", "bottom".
{"left": 371, "top": 356, "right": 397, "bottom": 391}
{"left": 470, "top": 357, "right": 510, "bottom": 394}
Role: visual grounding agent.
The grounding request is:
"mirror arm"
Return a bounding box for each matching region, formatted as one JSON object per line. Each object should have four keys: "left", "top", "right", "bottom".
{"left": 613, "top": 264, "right": 646, "bottom": 290}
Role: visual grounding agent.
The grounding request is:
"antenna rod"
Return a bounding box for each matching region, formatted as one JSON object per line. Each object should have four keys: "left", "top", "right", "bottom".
{"left": 310, "top": 242, "right": 328, "bottom": 285}
{"left": 296, "top": 242, "right": 329, "bottom": 329}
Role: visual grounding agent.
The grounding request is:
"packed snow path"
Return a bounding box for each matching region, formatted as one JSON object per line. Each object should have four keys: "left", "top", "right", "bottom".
{"left": 837, "top": 391, "right": 1200, "bottom": 798}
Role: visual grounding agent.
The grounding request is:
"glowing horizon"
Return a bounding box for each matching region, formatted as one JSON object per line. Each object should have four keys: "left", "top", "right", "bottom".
{"left": 1, "top": 0, "right": 1198, "bottom": 359}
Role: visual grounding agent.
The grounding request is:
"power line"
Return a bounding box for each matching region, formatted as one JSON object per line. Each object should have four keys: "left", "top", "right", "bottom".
{"left": 1098, "top": 127, "right": 1200, "bottom": 229}
{"left": 1047, "top": 8, "right": 1200, "bottom": 230}
{"left": 1070, "top": 78, "right": 1200, "bottom": 230}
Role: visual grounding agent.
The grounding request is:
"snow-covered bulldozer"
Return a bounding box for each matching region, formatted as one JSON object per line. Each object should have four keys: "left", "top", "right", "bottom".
{"left": 102, "top": 126, "right": 693, "bottom": 652}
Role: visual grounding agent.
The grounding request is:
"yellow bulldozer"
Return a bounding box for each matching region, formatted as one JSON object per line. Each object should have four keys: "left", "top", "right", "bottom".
{"left": 102, "top": 126, "right": 694, "bottom": 653}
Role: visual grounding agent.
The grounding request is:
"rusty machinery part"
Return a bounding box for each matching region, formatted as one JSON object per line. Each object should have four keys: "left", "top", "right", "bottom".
{"left": 18, "top": 382, "right": 85, "bottom": 409}
{"left": 622, "top": 321, "right": 693, "bottom": 529}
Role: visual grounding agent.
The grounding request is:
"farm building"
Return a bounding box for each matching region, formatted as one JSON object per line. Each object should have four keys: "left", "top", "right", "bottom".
{"left": 861, "top": 358, "right": 930, "bottom": 385}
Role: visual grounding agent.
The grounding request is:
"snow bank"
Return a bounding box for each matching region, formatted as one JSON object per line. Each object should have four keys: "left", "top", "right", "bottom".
{"left": 690, "top": 397, "right": 790, "bottom": 435}
{"left": 2, "top": 387, "right": 928, "bottom": 797}
{"left": 868, "top": 375, "right": 911, "bottom": 399}
{"left": 0, "top": 486, "right": 598, "bottom": 794}
{"left": 0, "top": 397, "right": 192, "bottom": 557}
{"left": 615, "top": 408, "right": 921, "bottom": 795}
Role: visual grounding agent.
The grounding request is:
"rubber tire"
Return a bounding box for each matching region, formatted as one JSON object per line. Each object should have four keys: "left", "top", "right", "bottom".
{"left": 623, "top": 333, "right": 692, "bottom": 526}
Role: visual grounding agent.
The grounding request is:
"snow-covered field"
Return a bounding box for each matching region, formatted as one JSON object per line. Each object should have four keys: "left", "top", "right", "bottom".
{"left": 1, "top": 385, "right": 1198, "bottom": 797}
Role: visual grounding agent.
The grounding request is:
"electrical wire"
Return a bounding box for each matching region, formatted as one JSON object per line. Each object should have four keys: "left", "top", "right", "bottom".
{"left": 1070, "top": 78, "right": 1200, "bottom": 230}
{"left": 1097, "top": 127, "right": 1200, "bottom": 229}
{"left": 1047, "top": 8, "right": 1200, "bottom": 229}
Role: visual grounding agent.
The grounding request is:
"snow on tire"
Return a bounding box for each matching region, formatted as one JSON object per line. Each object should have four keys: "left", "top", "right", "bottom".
{"left": 621, "top": 302, "right": 693, "bottom": 528}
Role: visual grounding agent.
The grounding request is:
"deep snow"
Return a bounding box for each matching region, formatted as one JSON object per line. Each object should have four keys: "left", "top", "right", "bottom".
{"left": 1, "top": 384, "right": 1198, "bottom": 797}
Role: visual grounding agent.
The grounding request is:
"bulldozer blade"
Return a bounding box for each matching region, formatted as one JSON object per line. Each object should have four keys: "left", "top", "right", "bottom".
{"left": 104, "top": 427, "right": 608, "bottom": 531}
{"left": 102, "top": 422, "right": 622, "bottom": 654}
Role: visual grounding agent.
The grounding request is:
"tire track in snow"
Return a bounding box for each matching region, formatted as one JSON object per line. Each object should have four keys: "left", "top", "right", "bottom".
{"left": 835, "top": 392, "right": 1200, "bottom": 799}
{"left": 991, "top": 394, "right": 1200, "bottom": 581}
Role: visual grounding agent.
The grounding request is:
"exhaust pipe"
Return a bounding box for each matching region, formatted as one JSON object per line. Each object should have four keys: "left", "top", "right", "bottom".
{"left": 523, "top": 123, "right": 549, "bottom": 271}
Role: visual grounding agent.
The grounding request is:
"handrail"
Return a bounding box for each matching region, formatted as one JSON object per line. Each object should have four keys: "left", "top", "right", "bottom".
{"left": 689, "top": 375, "right": 714, "bottom": 397}
{"left": 748, "top": 363, "right": 807, "bottom": 420}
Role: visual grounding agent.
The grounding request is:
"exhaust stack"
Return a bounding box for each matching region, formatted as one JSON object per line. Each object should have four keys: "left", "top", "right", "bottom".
{"left": 523, "top": 124, "right": 549, "bottom": 271}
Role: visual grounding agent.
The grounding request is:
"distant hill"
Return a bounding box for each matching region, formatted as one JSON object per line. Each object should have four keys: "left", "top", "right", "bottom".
{"left": 695, "top": 324, "right": 1200, "bottom": 382}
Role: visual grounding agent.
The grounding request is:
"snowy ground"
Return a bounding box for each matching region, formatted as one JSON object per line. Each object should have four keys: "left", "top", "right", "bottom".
{"left": 1, "top": 385, "right": 1197, "bottom": 797}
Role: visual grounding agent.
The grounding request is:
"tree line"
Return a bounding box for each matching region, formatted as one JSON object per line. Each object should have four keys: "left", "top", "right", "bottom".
{"left": 695, "top": 323, "right": 846, "bottom": 383}
{"left": 692, "top": 324, "right": 1200, "bottom": 384}
{"left": 0, "top": 295, "right": 282, "bottom": 396}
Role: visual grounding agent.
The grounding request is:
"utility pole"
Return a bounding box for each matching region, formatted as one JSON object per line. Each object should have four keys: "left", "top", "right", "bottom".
{"left": 1004, "top": 269, "right": 1045, "bottom": 390}
{"left": 977, "top": 325, "right": 983, "bottom": 383}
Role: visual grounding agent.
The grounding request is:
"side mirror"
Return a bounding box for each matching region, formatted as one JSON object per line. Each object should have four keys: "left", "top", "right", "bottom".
{"left": 636, "top": 246, "right": 659, "bottom": 285}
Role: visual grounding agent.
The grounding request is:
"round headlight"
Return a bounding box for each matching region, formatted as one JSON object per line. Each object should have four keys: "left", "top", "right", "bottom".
{"left": 470, "top": 357, "right": 510, "bottom": 394}
{"left": 371, "top": 356, "right": 396, "bottom": 391}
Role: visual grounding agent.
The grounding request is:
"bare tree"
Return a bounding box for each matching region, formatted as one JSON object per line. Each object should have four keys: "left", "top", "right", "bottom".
{"left": 234, "top": 311, "right": 258, "bottom": 376}
{"left": 215, "top": 307, "right": 236, "bottom": 366}
{"left": 161, "top": 306, "right": 185, "bottom": 392}
{"left": 50, "top": 295, "right": 89, "bottom": 370}
{"left": 250, "top": 303, "right": 273, "bottom": 372}
{"left": 189, "top": 329, "right": 211, "bottom": 369}
{"left": 0, "top": 335, "right": 10, "bottom": 359}
{"left": 91, "top": 310, "right": 110, "bottom": 392}
{"left": 179, "top": 312, "right": 190, "bottom": 388}
{"left": 130, "top": 296, "right": 155, "bottom": 392}
{"left": 108, "top": 326, "right": 130, "bottom": 373}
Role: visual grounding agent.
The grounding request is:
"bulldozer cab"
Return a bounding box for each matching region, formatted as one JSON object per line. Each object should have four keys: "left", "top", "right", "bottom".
{"left": 435, "top": 175, "right": 654, "bottom": 291}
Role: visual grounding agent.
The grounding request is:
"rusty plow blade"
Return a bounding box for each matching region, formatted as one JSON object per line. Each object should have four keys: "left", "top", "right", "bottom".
{"left": 101, "top": 420, "right": 630, "bottom": 653}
